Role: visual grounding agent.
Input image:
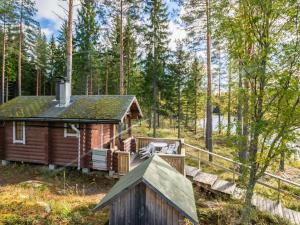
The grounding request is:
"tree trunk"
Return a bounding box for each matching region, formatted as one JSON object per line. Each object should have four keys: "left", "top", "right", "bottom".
{"left": 152, "top": 20, "right": 157, "bottom": 138}
{"left": 178, "top": 81, "right": 181, "bottom": 138}
{"left": 237, "top": 66, "right": 245, "bottom": 171}
{"left": 105, "top": 64, "right": 108, "bottom": 95}
{"left": 218, "top": 46, "right": 221, "bottom": 134}
{"left": 240, "top": 163, "right": 257, "bottom": 224}
{"left": 18, "top": 0, "right": 23, "bottom": 96}
{"left": 280, "top": 152, "right": 285, "bottom": 172}
{"left": 205, "top": 0, "right": 213, "bottom": 161}
{"left": 36, "top": 69, "right": 39, "bottom": 96}
{"left": 1, "top": 20, "right": 6, "bottom": 104}
{"left": 66, "top": 0, "right": 73, "bottom": 84}
{"left": 227, "top": 61, "right": 232, "bottom": 136}
{"left": 119, "top": 0, "right": 125, "bottom": 95}
{"left": 6, "top": 72, "right": 8, "bottom": 102}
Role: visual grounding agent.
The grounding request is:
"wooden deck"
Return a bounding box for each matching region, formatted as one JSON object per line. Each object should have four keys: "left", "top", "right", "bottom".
{"left": 186, "top": 165, "right": 300, "bottom": 225}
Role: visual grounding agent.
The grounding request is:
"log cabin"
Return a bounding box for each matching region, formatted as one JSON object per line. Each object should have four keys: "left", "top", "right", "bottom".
{"left": 0, "top": 80, "right": 143, "bottom": 172}
{"left": 93, "top": 155, "right": 198, "bottom": 225}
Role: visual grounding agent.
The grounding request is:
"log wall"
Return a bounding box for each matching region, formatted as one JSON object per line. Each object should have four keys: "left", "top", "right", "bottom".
{"left": 0, "top": 124, "right": 5, "bottom": 160}
{"left": 4, "top": 122, "right": 49, "bottom": 164}
{"left": 50, "top": 123, "right": 78, "bottom": 166}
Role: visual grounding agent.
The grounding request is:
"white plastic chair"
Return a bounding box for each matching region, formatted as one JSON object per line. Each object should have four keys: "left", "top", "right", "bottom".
{"left": 140, "top": 143, "right": 154, "bottom": 159}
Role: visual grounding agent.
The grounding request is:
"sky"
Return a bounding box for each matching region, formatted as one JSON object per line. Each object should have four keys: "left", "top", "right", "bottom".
{"left": 34, "top": 0, "right": 186, "bottom": 50}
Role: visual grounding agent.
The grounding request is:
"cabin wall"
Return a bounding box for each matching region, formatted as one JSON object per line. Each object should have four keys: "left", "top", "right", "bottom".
{"left": 4, "top": 122, "right": 49, "bottom": 164}
{"left": 109, "top": 184, "right": 185, "bottom": 225}
{"left": 0, "top": 123, "right": 5, "bottom": 159}
{"left": 1, "top": 121, "right": 118, "bottom": 170}
{"left": 49, "top": 122, "right": 78, "bottom": 167}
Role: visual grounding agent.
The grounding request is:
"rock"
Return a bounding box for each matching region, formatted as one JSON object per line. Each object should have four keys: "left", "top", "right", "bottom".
{"left": 19, "top": 194, "right": 29, "bottom": 201}
{"left": 37, "top": 201, "right": 51, "bottom": 214}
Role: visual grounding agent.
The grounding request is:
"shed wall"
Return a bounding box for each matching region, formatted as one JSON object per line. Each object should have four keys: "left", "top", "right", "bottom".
{"left": 109, "top": 184, "right": 185, "bottom": 225}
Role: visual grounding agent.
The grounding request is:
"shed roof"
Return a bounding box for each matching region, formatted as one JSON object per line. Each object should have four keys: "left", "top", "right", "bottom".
{"left": 0, "top": 95, "right": 143, "bottom": 123}
{"left": 94, "top": 155, "right": 198, "bottom": 224}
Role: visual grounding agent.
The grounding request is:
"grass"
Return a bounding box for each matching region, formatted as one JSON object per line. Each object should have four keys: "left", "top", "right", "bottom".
{"left": 0, "top": 163, "right": 291, "bottom": 225}
{"left": 0, "top": 164, "right": 114, "bottom": 225}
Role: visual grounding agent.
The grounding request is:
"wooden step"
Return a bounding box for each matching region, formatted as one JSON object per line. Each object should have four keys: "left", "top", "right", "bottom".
{"left": 252, "top": 194, "right": 283, "bottom": 218}
{"left": 193, "top": 172, "right": 218, "bottom": 188}
{"left": 282, "top": 207, "right": 300, "bottom": 225}
{"left": 211, "top": 180, "right": 237, "bottom": 196}
{"left": 185, "top": 166, "right": 200, "bottom": 178}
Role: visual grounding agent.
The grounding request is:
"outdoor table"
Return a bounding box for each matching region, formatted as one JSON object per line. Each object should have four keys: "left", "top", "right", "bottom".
{"left": 149, "top": 142, "right": 168, "bottom": 153}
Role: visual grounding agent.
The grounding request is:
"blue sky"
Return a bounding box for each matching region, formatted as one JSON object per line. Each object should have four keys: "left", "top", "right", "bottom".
{"left": 35, "top": 0, "right": 186, "bottom": 50}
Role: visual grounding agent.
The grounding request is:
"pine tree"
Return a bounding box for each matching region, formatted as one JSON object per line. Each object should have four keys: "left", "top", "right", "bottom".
{"left": 143, "top": 0, "right": 170, "bottom": 137}
{"left": 34, "top": 30, "right": 48, "bottom": 96}
{"left": 74, "top": 0, "right": 99, "bottom": 95}
{"left": 0, "top": 0, "right": 16, "bottom": 103}
{"left": 15, "top": 0, "right": 38, "bottom": 96}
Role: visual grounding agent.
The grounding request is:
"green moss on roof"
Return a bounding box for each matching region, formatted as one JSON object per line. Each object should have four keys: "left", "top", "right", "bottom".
{"left": 61, "top": 96, "right": 133, "bottom": 120}
{"left": 0, "top": 95, "right": 141, "bottom": 122}
{"left": 0, "top": 96, "right": 55, "bottom": 118}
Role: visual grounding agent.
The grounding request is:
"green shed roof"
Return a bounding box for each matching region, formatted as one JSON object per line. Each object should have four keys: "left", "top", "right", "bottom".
{"left": 94, "top": 155, "right": 199, "bottom": 224}
{"left": 0, "top": 95, "right": 142, "bottom": 123}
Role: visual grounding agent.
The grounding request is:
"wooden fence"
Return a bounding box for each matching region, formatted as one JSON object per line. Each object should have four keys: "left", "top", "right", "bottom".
{"left": 158, "top": 148, "right": 185, "bottom": 174}
{"left": 116, "top": 151, "right": 130, "bottom": 175}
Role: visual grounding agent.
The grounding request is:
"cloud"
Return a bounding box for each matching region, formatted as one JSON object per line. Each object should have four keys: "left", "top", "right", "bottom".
{"left": 35, "top": 0, "right": 80, "bottom": 38}
{"left": 169, "top": 21, "right": 187, "bottom": 50}
{"left": 41, "top": 27, "right": 53, "bottom": 38}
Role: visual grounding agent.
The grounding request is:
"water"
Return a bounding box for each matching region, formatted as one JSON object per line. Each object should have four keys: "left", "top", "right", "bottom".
{"left": 199, "top": 114, "right": 236, "bottom": 133}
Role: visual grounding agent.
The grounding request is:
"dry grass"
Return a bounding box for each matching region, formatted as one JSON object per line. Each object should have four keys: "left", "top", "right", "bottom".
{"left": 0, "top": 164, "right": 114, "bottom": 225}
{"left": 0, "top": 163, "right": 290, "bottom": 225}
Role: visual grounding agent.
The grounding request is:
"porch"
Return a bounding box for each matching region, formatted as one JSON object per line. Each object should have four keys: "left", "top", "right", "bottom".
{"left": 114, "top": 137, "right": 185, "bottom": 175}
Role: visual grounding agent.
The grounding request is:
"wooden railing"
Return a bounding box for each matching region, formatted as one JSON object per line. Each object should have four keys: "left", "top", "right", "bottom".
{"left": 136, "top": 137, "right": 185, "bottom": 174}
{"left": 183, "top": 142, "right": 300, "bottom": 201}
{"left": 159, "top": 149, "right": 185, "bottom": 174}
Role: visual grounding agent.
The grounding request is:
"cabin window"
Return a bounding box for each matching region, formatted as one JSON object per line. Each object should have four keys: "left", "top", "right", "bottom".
{"left": 13, "top": 121, "right": 26, "bottom": 144}
{"left": 64, "top": 123, "right": 79, "bottom": 137}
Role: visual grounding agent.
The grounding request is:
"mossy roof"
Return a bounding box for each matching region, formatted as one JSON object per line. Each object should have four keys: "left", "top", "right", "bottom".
{"left": 94, "top": 155, "right": 199, "bottom": 224}
{"left": 0, "top": 95, "right": 142, "bottom": 123}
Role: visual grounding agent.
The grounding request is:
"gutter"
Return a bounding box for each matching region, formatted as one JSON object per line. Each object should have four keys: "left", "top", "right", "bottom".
{"left": 71, "top": 124, "right": 81, "bottom": 170}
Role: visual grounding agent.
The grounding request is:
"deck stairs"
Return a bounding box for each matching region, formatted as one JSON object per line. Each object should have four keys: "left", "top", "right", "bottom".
{"left": 185, "top": 165, "right": 300, "bottom": 225}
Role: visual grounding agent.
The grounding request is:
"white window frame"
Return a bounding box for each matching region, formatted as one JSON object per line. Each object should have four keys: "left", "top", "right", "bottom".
{"left": 64, "top": 123, "right": 79, "bottom": 138}
{"left": 13, "top": 121, "right": 26, "bottom": 144}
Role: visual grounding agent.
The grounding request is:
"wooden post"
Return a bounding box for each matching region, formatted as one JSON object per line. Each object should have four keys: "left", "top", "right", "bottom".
{"left": 127, "top": 116, "right": 132, "bottom": 137}
{"left": 233, "top": 164, "right": 235, "bottom": 184}
{"left": 110, "top": 124, "right": 116, "bottom": 149}
{"left": 277, "top": 179, "right": 281, "bottom": 202}
{"left": 198, "top": 150, "right": 201, "bottom": 169}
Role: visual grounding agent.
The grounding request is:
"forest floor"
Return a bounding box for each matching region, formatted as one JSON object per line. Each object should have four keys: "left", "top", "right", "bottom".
{"left": 0, "top": 163, "right": 291, "bottom": 225}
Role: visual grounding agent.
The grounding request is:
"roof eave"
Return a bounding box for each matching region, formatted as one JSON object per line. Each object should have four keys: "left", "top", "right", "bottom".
{"left": 0, "top": 117, "right": 121, "bottom": 124}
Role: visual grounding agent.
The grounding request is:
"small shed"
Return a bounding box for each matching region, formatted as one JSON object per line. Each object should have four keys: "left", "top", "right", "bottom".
{"left": 94, "top": 155, "right": 199, "bottom": 225}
